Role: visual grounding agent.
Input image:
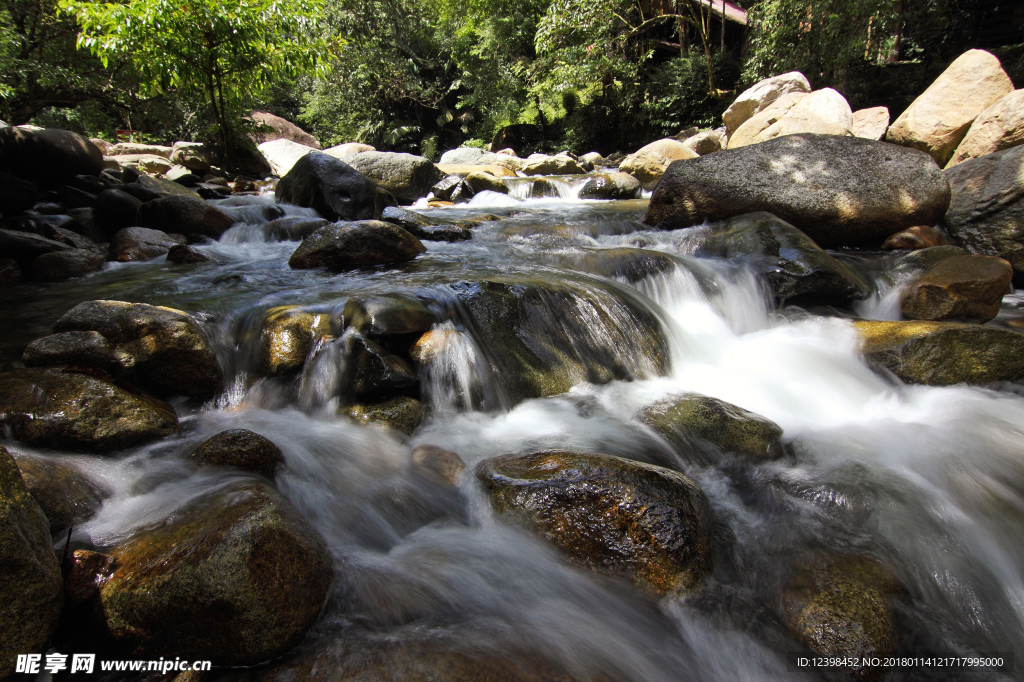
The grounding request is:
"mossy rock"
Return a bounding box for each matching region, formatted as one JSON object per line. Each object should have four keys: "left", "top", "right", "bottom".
{"left": 637, "top": 393, "right": 784, "bottom": 464}
{"left": 477, "top": 451, "right": 714, "bottom": 594}
{"left": 340, "top": 396, "right": 425, "bottom": 435}
{"left": 854, "top": 320, "right": 1024, "bottom": 385}
{"left": 0, "top": 368, "right": 179, "bottom": 452}
{"left": 0, "top": 446, "right": 63, "bottom": 680}
{"left": 190, "top": 429, "right": 285, "bottom": 479}
{"left": 13, "top": 453, "right": 106, "bottom": 534}
{"left": 257, "top": 306, "right": 330, "bottom": 377}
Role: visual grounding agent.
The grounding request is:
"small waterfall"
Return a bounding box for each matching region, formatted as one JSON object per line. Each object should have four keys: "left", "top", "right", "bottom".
{"left": 416, "top": 320, "right": 495, "bottom": 414}
{"left": 214, "top": 195, "right": 323, "bottom": 244}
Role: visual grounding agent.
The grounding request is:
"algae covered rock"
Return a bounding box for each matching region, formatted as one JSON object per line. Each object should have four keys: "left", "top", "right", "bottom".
{"left": 637, "top": 393, "right": 784, "bottom": 464}
{"left": 13, "top": 453, "right": 106, "bottom": 534}
{"left": 341, "top": 294, "right": 436, "bottom": 336}
{"left": 256, "top": 306, "right": 330, "bottom": 376}
{"left": 289, "top": 220, "right": 426, "bottom": 271}
{"left": 340, "top": 396, "right": 425, "bottom": 435}
{"left": 190, "top": 429, "right": 285, "bottom": 479}
{"left": 477, "top": 451, "right": 714, "bottom": 594}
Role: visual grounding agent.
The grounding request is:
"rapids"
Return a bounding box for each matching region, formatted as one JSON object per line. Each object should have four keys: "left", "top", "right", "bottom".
{"left": 3, "top": 189, "right": 1024, "bottom": 681}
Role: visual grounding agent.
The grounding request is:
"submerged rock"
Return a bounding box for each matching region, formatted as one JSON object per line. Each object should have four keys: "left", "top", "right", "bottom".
{"left": 95, "top": 481, "right": 332, "bottom": 665}
{"left": 190, "top": 429, "right": 285, "bottom": 480}
{"left": 637, "top": 393, "right": 785, "bottom": 464}
{"left": 477, "top": 451, "right": 714, "bottom": 594}
{"left": 340, "top": 396, "right": 425, "bottom": 435}
{"left": 13, "top": 453, "right": 105, "bottom": 534}
{"left": 289, "top": 220, "right": 426, "bottom": 271}
{"left": 645, "top": 134, "right": 950, "bottom": 249}
{"left": 410, "top": 444, "right": 466, "bottom": 485}
{"left": 901, "top": 254, "right": 1012, "bottom": 323}
{"left": 0, "top": 446, "right": 63, "bottom": 681}
{"left": 854, "top": 320, "right": 1024, "bottom": 385}
{"left": 166, "top": 244, "right": 213, "bottom": 264}
{"left": 0, "top": 367, "right": 178, "bottom": 452}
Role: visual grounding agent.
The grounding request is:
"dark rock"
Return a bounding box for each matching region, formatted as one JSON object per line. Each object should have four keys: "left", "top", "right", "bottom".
{"left": 50, "top": 300, "right": 223, "bottom": 398}
{"left": 0, "top": 228, "right": 72, "bottom": 267}
{"left": 95, "top": 188, "right": 143, "bottom": 235}
{"left": 13, "top": 453, "right": 105, "bottom": 534}
{"left": 0, "top": 127, "right": 103, "bottom": 187}
{"left": 854, "top": 320, "right": 1024, "bottom": 385}
{"left": 195, "top": 182, "right": 232, "bottom": 199}
{"left": 342, "top": 295, "right": 435, "bottom": 336}
{"left": 275, "top": 152, "right": 393, "bottom": 222}
{"left": 138, "top": 195, "right": 235, "bottom": 239}
{"left": 69, "top": 173, "right": 119, "bottom": 194}
{"left": 225, "top": 137, "right": 273, "bottom": 177}
{"left": 347, "top": 151, "right": 445, "bottom": 204}
{"left": 430, "top": 174, "right": 466, "bottom": 201}
{"left": 120, "top": 175, "right": 201, "bottom": 202}
{"left": 477, "top": 451, "right": 714, "bottom": 594}
{"left": 66, "top": 207, "right": 107, "bottom": 243}
{"left": 166, "top": 244, "right": 212, "bottom": 264}
{"left": 31, "top": 248, "right": 104, "bottom": 281}
{"left": 261, "top": 217, "right": 329, "bottom": 241}
{"left": 342, "top": 334, "right": 418, "bottom": 398}
{"left": 33, "top": 202, "right": 65, "bottom": 214}
{"left": 577, "top": 172, "right": 642, "bottom": 200}
{"left": 94, "top": 481, "right": 331, "bottom": 665}
{"left": 56, "top": 185, "right": 97, "bottom": 209}
{"left": 0, "top": 446, "right": 63, "bottom": 680}
{"left": 380, "top": 205, "right": 471, "bottom": 242}
{"left": 0, "top": 368, "right": 179, "bottom": 452}
{"left": 637, "top": 393, "right": 785, "bottom": 464}
{"left": 289, "top": 220, "right": 425, "bottom": 271}
{"left": 687, "top": 212, "right": 872, "bottom": 306}
{"left": 190, "top": 429, "right": 285, "bottom": 479}
{"left": 644, "top": 134, "right": 951, "bottom": 249}
{"left": 901, "top": 254, "right": 1012, "bottom": 323}
{"left": 0, "top": 171, "right": 40, "bottom": 214}
{"left": 340, "top": 396, "right": 425, "bottom": 435}
{"left": 554, "top": 247, "right": 677, "bottom": 284}
{"left": 0, "top": 258, "right": 23, "bottom": 283}
{"left": 109, "top": 227, "right": 185, "bottom": 262}
{"left": 23, "top": 330, "right": 120, "bottom": 372}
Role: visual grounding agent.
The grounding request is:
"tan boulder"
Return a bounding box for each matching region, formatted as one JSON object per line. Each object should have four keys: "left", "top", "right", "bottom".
{"left": 108, "top": 143, "right": 172, "bottom": 158}
{"left": 682, "top": 129, "right": 725, "bottom": 155}
{"left": 727, "top": 92, "right": 808, "bottom": 148}
{"left": 249, "top": 110, "right": 320, "bottom": 149}
{"left": 258, "top": 139, "right": 316, "bottom": 177}
{"left": 464, "top": 170, "right": 508, "bottom": 194}
{"left": 322, "top": 142, "right": 375, "bottom": 160}
{"left": 887, "top": 49, "right": 1013, "bottom": 166}
{"left": 723, "top": 71, "right": 811, "bottom": 135}
{"left": 946, "top": 90, "right": 1024, "bottom": 167}
{"left": 112, "top": 154, "right": 173, "bottom": 174}
{"left": 852, "top": 106, "right": 890, "bottom": 140}
{"left": 733, "top": 88, "right": 853, "bottom": 148}
{"left": 881, "top": 225, "right": 947, "bottom": 250}
{"left": 436, "top": 163, "right": 515, "bottom": 178}
{"left": 901, "top": 254, "right": 1012, "bottom": 323}
{"left": 619, "top": 138, "right": 698, "bottom": 190}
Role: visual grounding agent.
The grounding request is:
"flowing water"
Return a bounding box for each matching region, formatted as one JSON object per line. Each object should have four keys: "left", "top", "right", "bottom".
{"left": 5, "top": 184, "right": 1024, "bottom": 681}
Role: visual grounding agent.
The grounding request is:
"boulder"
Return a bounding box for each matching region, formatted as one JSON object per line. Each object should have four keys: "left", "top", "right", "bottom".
{"left": 275, "top": 152, "right": 392, "bottom": 221}
{"left": 851, "top": 106, "right": 890, "bottom": 140}
{"left": 49, "top": 300, "right": 223, "bottom": 398}
{"left": 13, "top": 453, "right": 105, "bottom": 534}
{"left": 685, "top": 212, "right": 872, "bottom": 306}
{"left": 436, "top": 162, "right": 518, "bottom": 178}
{"left": 110, "top": 154, "right": 174, "bottom": 174}
{"left": 108, "top": 143, "right": 172, "bottom": 158}
{"left": 0, "top": 368, "right": 179, "bottom": 452}
{"left": 95, "top": 481, "right": 331, "bottom": 665}
{"left": 729, "top": 88, "right": 852, "bottom": 148}
{"left": 727, "top": 92, "right": 808, "bottom": 149}
{"left": 854, "top": 320, "right": 1024, "bottom": 385}
{"left": 167, "top": 244, "right": 213, "bottom": 264}
{"left": 346, "top": 151, "right": 444, "bottom": 204}
{"left": 0, "top": 228, "right": 72, "bottom": 267}
{"left": 782, "top": 557, "right": 899, "bottom": 680}
{"left": 0, "top": 259, "right": 23, "bottom": 283}
{"left": 522, "top": 154, "right": 585, "bottom": 176}
{"left": 723, "top": 71, "right": 811, "bottom": 135}
{"left": 23, "top": 330, "right": 120, "bottom": 373}
{"left": 410, "top": 444, "right": 466, "bottom": 485}
{"left": 901, "top": 254, "right": 1012, "bottom": 323}
{"left": 946, "top": 89, "right": 1024, "bottom": 168}
{"left": 580, "top": 151, "right": 604, "bottom": 167}
{"left": 379, "top": 206, "right": 472, "bottom": 242}
{"left": 942, "top": 144, "right": 1024, "bottom": 282}
{"left": 341, "top": 295, "right": 436, "bottom": 336}
{"left": 89, "top": 137, "right": 111, "bottom": 154}
{"left": 576, "top": 172, "right": 641, "bottom": 200}
{"left": 261, "top": 217, "right": 330, "bottom": 242}
{"left": 249, "top": 110, "right": 321, "bottom": 149}
{"left": 340, "top": 333, "right": 418, "bottom": 398}
{"left": 56, "top": 184, "right": 98, "bottom": 209}
{"left": 108, "top": 227, "right": 185, "bottom": 262}
{"left": 339, "top": 396, "right": 425, "bottom": 435}
{"left": 619, "top": 139, "right": 698, "bottom": 190}
{"left": 322, "top": 142, "right": 376, "bottom": 160}
{"left": 255, "top": 306, "right": 330, "bottom": 377}
{"left": 438, "top": 147, "right": 486, "bottom": 165}
{"left": 121, "top": 174, "right": 202, "bottom": 202}
{"left": 0, "top": 127, "right": 104, "bottom": 186}
{"left": 464, "top": 170, "right": 508, "bottom": 194}
{"left": 257, "top": 138, "right": 317, "bottom": 177}
{"left": 637, "top": 393, "right": 785, "bottom": 464}
{"left": 288, "top": 220, "right": 426, "bottom": 271}
{"left": 645, "top": 134, "right": 951, "bottom": 248}
{"left": 95, "top": 188, "right": 143, "bottom": 234}
{"left": 553, "top": 247, "right": 677, "bottom": 284}
{"left": 681, "top": 129, "right": 725, "bottom": 156}
{"left": 887, "top": 49, "right": 1013, "bottom": 166}
{"left": 0, "top": 446, "right": 63, "bottom": 680}
{"left": 429, "top": 174, "right": 475, "bottom": 203}
{"left": 170, "top": 142, "right": 214, "bottom": 173}
{"left": 138, "top": 195, "right": 235, "bottom": 239}
{"left": 190, "top": 429, "right": 285, "bottom": 479}
{"left": 881, "top": 225, "right": 947, "bottom": 250}
{"left": 0, "top": 171, "right": 40, "bottom": 214}
{"left": 477, "top": 451, "right": 714, "bottom": 594}
{"left": 31, "top": 248, "right": 104, "bottom": 281}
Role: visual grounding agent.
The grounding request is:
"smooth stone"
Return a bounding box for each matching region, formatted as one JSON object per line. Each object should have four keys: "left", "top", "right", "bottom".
{"left": 726, "top": 91, "right": 808, "bottom": 149}
{"left": 947, "top": 90, "right": 1024, "bottom": 167}
{"left": 289, "top": 220, "right": 425, "bottom": 271}
{"left": 13, "top": 453, "right": 105, "bottom": 534}
{"left": 0, "top": 127, "right": 104, "bottom": 187}
{"left": 901, "top": 254, "right": 1012, "bottom": 323}
{"left": 249, "top": 110, "right": 320, "bottom": 149}
{"left": 255, "top": 306, "right": 330, "bottom": 377}
{"left": 275, "top": 152, "right": 393, "bottom": 221}
{"left": 347, "top": 151, "right": 445, "bottom": 204}
{"left": 619, "top": 138, "right": 698, "bottom": 190}
{"left": 723, "top": 71, "right": 811, "bottom": 135}
{"left": 31, "top": 248, "right": 104, "bottom": 281}
{"left": 108, "top": 226, "right": 185, "bottom": 262}
{"left": 380, "top": 205, "right": 472, "bottom": 242}
{"left": 341, "top": 334, "right": 418, "bottom": 398}
{"left": 410, "top": 445, "right": 466, "bottom": 485}
{"left": 881, "top": 225, "right": 947, "bottom": 250}
{"left": 342, "top": 294, "right": 435, "bottom": 336}
{"left": 340, "top": 396, "right": 425, "bottom": 435}
{"left": 576, "top": 172, "right": 641, "bottom": 200}
{"left": 23, "top": 330, "right": 120, "bottom": 372}
{"left": 0, "top": 229, "right": 72, "bottom": 267}
{"left": 258, "top": 138, "right": 317, "bottom": 177}
{"left": 851, "top": 106, "right": 891, "bottom": 140}
{"left": 138, "top": 195, "right": 235, "bottom": 239}
{"left": 190, "top": 429, "right": 285, "bottom": 479}
{"left": 166, "top": 244, "right": 213, "bottom": 264}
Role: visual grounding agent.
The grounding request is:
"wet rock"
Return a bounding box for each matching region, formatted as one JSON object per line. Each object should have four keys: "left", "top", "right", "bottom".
{"left": 138, "top": 195, "right": 234, "bottom": 239}
{"left": 522, "top": 154, "right": 585, "bottom": 176}
{"left": 0, "top": 446, "right": 63, "bottom": 680}
{"left": 410, "top": 444, "right": 466, "bottom": 485}
{"left": 95, "top": 481, "right": 332, "bottom": 665}
{"left": 50, "top": 300, "right": 223, "bottom": 398}
{"left": 261, "top": 216, "right": 329, "bottom": 241}
{"left": 688, "top": 212, "right": 871, "bottom": 306}
{"left": 23, "top": 330, "right": 120, "bottom": 372}
{"left": 577, "top": 172, "right": 641, "bottom": 200}
{"left": 289, "top": 220, "right": 426, "bottom": 271}
{"left": 31, "top": 248, "right": 104, "bottom": 281}
{"left": 942, "top": 144, "right": 1024, "bottom": 283}
{"left": 947, "top": 89, "right": 1024, "bottom": 167}
{"left": 619, "top": 139, "right": 698, "bottom": 191}
{"left": 170, "top": 142, "right": 214, "bottom": 173}
{"left": 276, "top": 152, "right": 392, "bottom": 221}
{"left": 463, "top": 169, "right": 508, "bottom": 195}
{"left": 121, "top": 174, "right": 201, "bottom": 202}
{"left": 340, "top": 396, "right": 425, "bottom": 435}
{"left": 0, "top": 127, "right": 104, "bottom": 186}
{"left": 347, "top": 151, "right": 445, "bottom": 204}
{"left": 108, "top": 226, "right": 185, "bottom": 262}
{"left": 342, "top": 295, "right": 435, "bottom": 336}
{"left": 854, "top": 320, "right": 1024, "bottom": 385}
{"left": 888, "top": 49, "right": 1013, "bottom": 166}
{"left": 637, "top": 393, "right": 784, "bottom": 464}
{"left": 881, "top": 225, "right": 947, "bottom": 250}
{"left": 430, "top": 174, "right": 475, "bottom": 202}
{"left": 888, "top": 245, "right": 965, "bottom": 277}
{"left": 0, "top": 228, "right": 72, "bottom": 267}
{"left": 343, "top": 334, "right": 418, "bottom": 398}
{"left": 256, "top": 306, "right": 330, "bottom": 377}
{"left": 901, "top": 254, "right": 1012, "bottom": 323}
{"left": 645, "top": 134, "right": 951, "bottom": 249}
{"left": 782, "top": 557, "right": 900, "bottom": 680}
{"left": 851, "top": 106, "right": 890, "bottom": 140}
{"left": 167, "top": 244, "right": 213, "bottom": 264}
{"left": 0, "top": 368, "right": 179, "bottom": 452}
{"left": 0, "top": 170, "right": 40, "bottom": 214}
{"left": 555, "top": 247, "right": 676, "bottom": 284}
{"left": 94, "top": 188, "right": 142, "bottom": 235}
{"left": 190, "top": 429, "right": 285, "bottom": 480}
{"left": 477, "top": 451, "right": 714, "bottom": 594}
{"left": 13, "top": 453, "right": 105, "bottom": 534}
{"left": 0, "top": 258, "right": 23, "bottom": 283}
{"left": 723, "top": 71, "right": 811, "bottom": 136}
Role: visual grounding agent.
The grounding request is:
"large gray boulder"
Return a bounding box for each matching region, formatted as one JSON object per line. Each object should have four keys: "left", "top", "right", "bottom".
{"left": 288, "top": 220, "right": 425, "bottom": 271}
{"left": 438, "top": 147, "right": 486, "bottom": 165}
{"left": 644, "top": 134, "right": 951, "bottom": 249}
{"left": 138, "top": 195, "right": 234, "bottom": 239}
{"left": 346, "top": 151, "right": 444, "bottom": 204}
{"left": 275, "top": 152, "right": 393, "bottom": 221}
